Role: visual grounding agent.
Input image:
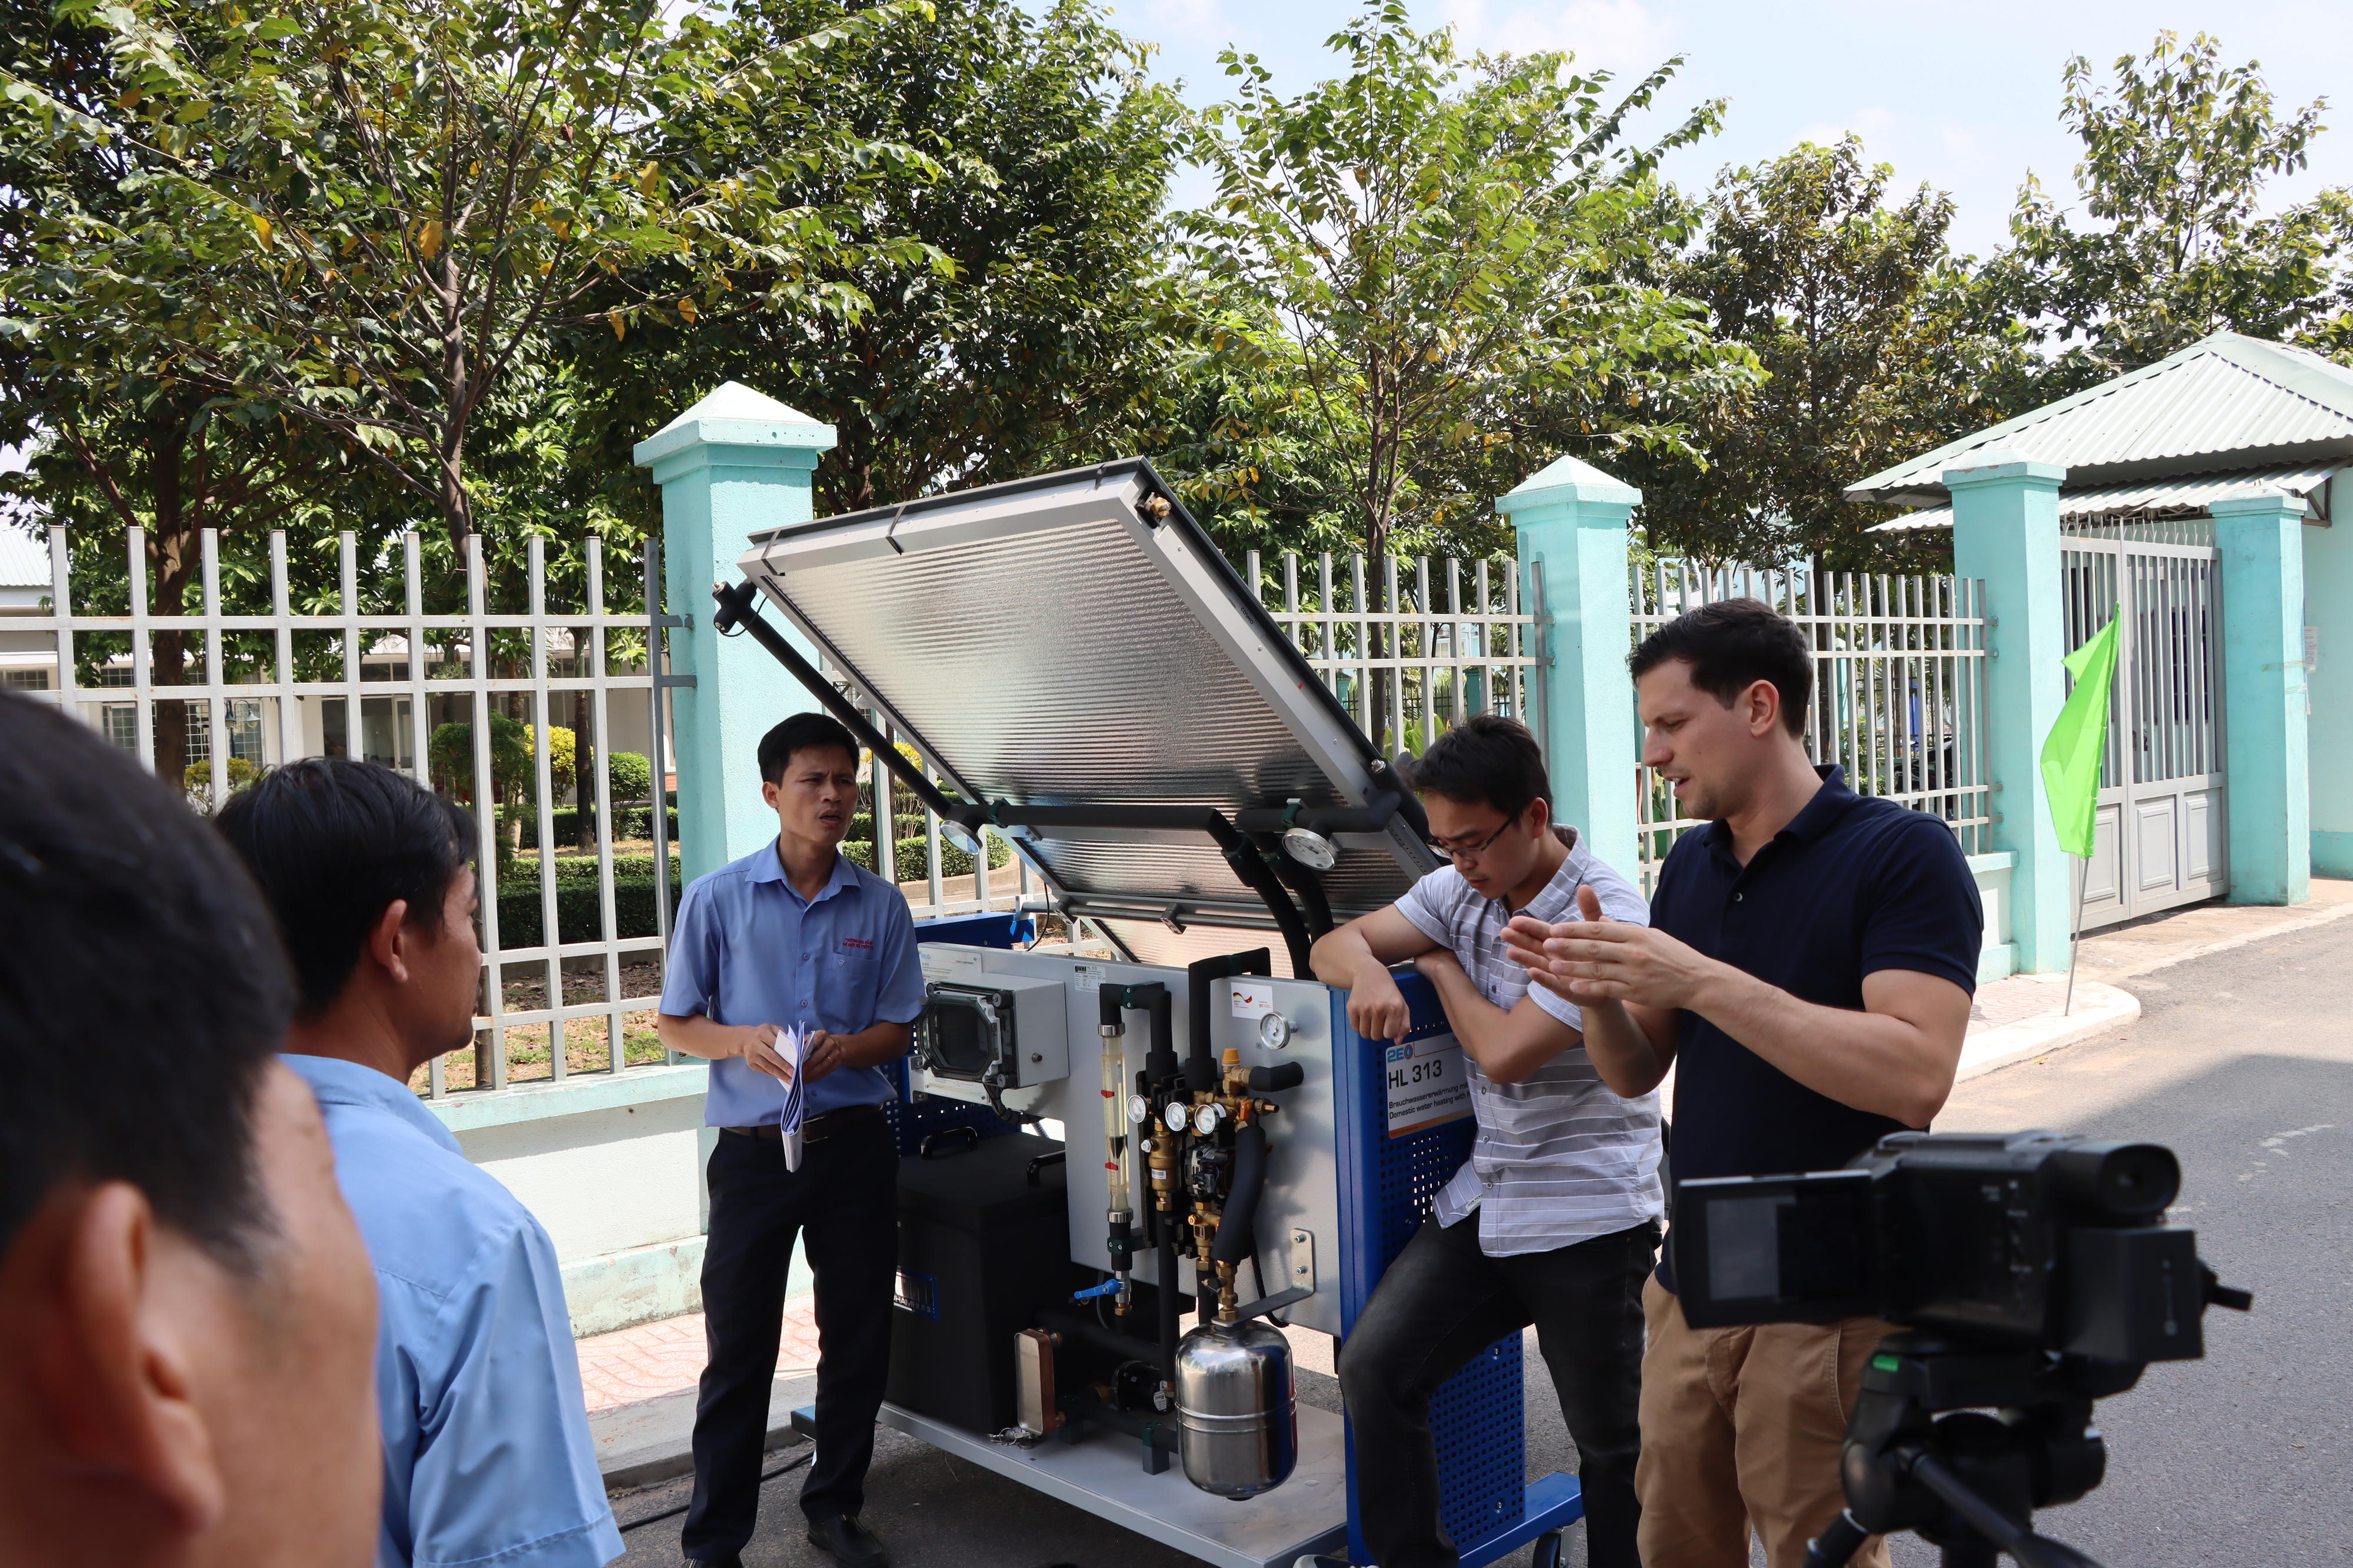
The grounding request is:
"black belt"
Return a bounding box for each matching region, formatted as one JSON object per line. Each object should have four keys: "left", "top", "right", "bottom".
{"left": 721, "top": 1103, "right": 886, "bottom": 1144}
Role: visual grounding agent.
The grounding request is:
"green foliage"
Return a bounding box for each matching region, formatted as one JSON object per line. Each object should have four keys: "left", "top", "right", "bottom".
{"left": 494, "top": 863, "right": 682, "bottom": 946}
{"left": 0, "top": 0, "right": 944, "bottom": 545}
{"left": 1174, "top": 2, "right": 1759, "bottom": 562}
{"left": 1628, "top": 138, "right": 2032, "bottom": 567}
{"left": 182, "top": 753, "right": 258, "bottom": 803}
{"left": 841, "top": 832, "right": 1014, "bottom": 883}
{"left": 428, "top": 714, "right": 531, "bottom": 803}
{"left": 580, "top": 0, "right": 1181, "bottom": 516}
{"left": 607, "top": 750, "right": 654, "bottom": 803}
{"left": 515, "top": 803, "right": 678, "bottom": 848}
{"left": 1989, "top": 31, "right": 2353, "bottom": 396}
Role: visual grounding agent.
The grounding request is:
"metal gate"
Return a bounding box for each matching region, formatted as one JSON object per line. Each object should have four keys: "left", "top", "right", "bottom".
{"left": 2061, "top": 517, "right": 2227, "bottom": 927}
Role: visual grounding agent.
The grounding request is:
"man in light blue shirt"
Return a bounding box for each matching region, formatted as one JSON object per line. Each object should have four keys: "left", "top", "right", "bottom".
{"left": 219, "top": 760, "right": 622, "bottom": 1568}
{"left": 658, "top": 712, "right": 925, "bottom": 1568}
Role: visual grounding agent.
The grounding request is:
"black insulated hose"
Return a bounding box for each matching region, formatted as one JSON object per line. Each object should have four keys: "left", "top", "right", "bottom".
{"left": 1210, "top": 1121, "right": 1268, "bottom": 1269}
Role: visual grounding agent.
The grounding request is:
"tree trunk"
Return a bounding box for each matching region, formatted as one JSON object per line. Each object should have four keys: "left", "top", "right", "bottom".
{"left": 435, "top": 251, "right": 474, "bottom": 548}
{"left": 572, "top": 670, "right": 595, "bottom": 851}
{"left": 146, "top": 413, "right": 194, "bottom": 792}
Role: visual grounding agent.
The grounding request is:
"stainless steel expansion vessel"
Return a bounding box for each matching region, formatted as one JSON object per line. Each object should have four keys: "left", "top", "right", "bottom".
{"left": 1173, "top": 1316, "right": 1297, "bottom": 1499}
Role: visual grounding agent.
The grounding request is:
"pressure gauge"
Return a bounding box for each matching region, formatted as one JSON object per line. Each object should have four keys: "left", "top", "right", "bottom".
{"left": 1163, "top": 1102, "right": 1191, "bottom": 1132}
{"left": 1194, "top": 1102, "right": 1225, "bottom": 1132}
{"left": 1127, "top": 1094, "right": 1151, "bottom": 1126}
{"left": 1258, "top": 1011, "right": 1294, "bottom": 1050}
{"left": 1281, "top": 826, "right": 1338, "bottom": 870}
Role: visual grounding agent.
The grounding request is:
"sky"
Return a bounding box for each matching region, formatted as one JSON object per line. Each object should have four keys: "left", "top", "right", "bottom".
{"left": 1094, "top": 0, "right": 2353, "bottom": 258}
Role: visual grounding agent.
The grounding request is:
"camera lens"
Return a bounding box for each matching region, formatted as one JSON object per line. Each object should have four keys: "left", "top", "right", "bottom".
{"left": 2052, "top": 1140, "right": 2179, "bottom": 1222}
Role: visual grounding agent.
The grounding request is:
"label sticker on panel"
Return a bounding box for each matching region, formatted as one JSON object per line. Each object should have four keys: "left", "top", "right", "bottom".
{"left": 1384, "top": 1037, "right": 1472, "bottom": 1137}
{"left": 1230, "top": 980, "right": 1275, "bottom": 1017}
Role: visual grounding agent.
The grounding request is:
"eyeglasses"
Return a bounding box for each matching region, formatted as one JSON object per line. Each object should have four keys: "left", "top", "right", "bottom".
{"left": 1425, "top": 813, "right": 1519, "bottom": 863}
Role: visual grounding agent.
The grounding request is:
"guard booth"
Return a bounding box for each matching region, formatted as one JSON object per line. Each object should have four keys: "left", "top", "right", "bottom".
{"left": 712, "top": 459, "right": 1582, "bottom": 1568}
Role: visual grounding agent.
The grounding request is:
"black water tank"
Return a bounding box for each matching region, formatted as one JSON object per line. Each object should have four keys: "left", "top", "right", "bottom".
{"left": 886, "top": 1130, "right": 1088, "bottom": 1435}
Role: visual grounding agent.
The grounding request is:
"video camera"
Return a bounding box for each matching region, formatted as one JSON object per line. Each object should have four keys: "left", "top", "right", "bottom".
{"left": 1671, "top": 1132, "right": 2250, "bottom": 1568}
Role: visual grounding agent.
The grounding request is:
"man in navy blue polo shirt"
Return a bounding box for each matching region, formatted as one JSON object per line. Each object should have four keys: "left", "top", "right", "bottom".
{"left": 1504, "top": 599, "right": 1982, "bottom": 1568}
{"left": 658, "top": 713, "right": 925, "bottom": 1568}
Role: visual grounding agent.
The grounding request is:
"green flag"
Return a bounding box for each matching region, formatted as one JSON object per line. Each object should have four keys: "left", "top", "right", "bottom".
{"left": 2040, "top": 609, "right": 2122, "bottom": 859}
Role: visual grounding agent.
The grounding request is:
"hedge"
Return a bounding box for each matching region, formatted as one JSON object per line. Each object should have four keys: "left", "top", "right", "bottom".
{"left": 841, "top": 833, "right": 1012, "bottom": 882}
{"left": 517, "top": 805, "right": 679, "bottom": 849}
{"left": 494, "top": 870, "right": 683, "bottom": 947}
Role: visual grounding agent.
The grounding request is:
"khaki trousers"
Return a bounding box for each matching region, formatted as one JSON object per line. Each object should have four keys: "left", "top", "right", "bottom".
{"left": 1633, "top": 1276, "right": 1895, "bottom": 1568}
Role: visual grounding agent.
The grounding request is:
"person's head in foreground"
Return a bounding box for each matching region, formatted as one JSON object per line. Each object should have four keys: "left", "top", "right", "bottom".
{"left": 1402, "top": 712, "right": 1565, "bottom": 905}
{"left": 1628, "top": 595, "right": 1816, "bottom": 824}
{"left": 0, "top": 695, "right": 379, "bottom": 1568}
{"left": 216, "top": 757, "right": 479, "bottom": 1077}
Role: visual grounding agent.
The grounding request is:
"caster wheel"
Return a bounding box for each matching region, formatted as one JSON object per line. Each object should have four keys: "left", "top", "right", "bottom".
{"left": 1532, "top": 1528, "right": 1565, "bottom": 1568}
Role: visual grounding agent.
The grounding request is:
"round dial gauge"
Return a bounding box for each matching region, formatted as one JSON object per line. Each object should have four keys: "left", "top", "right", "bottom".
{"left": 1194, "top": 1102, "right": 1225, "bottom": 1131}
{"left": 1258, "top": 1011, "right": 1294, "bottom": 1050}
{"left": 1126, "top": 1094, "right": 1151, "bottom": 1126}
{"left": 1162, "top": 1102, "right": 1191, "bottom": 1132}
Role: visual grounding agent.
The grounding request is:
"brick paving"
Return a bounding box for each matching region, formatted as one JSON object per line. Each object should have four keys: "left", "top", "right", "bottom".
{"left": 575, "top": 1292, "right": 824, "bottom": 1414}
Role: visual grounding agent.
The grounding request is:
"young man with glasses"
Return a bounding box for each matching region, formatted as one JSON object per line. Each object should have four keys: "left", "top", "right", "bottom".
{"left": 1308, "top": 714, "right": 1661, "bottom": 1568}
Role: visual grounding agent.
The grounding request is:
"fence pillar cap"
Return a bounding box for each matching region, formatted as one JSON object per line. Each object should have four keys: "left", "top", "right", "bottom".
{"left": 1497, "top": 453, "right": 1641, "bottom": 518}
{"left": 2207, "top": 488, "right": 2308, "bottom": 519}
{"left": 1941, "top": 447, "right": 2064, "bottom": 491}
{"left": 632, "top": 381, "right": 837, "bottom": 471}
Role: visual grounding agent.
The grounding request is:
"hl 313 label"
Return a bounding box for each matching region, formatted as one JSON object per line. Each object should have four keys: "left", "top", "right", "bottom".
{"left": 1384, "top": 1037, "right": 1471, "bottom": 1137}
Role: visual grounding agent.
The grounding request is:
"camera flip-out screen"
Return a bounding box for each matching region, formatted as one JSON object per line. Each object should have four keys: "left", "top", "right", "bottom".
{"left": 1672, "top": 1170, "right": 1879, "bottom": 1329}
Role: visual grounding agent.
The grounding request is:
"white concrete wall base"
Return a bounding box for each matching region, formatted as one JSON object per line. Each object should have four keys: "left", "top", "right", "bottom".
{"left": 564, "top": 1236, "right": 707, "bottom": 1338}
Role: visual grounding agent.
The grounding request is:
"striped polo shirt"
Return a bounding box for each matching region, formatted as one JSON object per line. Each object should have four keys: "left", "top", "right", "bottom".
{"left": 1395, "top": 832, "right": 1665, "bottom": 1257}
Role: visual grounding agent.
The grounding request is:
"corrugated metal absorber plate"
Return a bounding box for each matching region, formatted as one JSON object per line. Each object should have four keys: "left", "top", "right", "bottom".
{"left": 735, "top": 461, "right": 1436, "bottom": 970}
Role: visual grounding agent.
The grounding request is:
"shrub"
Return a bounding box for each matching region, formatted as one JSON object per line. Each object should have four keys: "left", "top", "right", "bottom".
{"left": 517, "top": 805, "right": 680, "bottom": 848}
{"left": 608, "top": 750, "right": 654, "bottom": 802}
{"left": 841, "top": 833, "right": 1013, "bottom": 882}
{"left": 183, "top": 755, "right": 258, "bottom": 804}
{"left": 492, "top": 866, "right": 684, "bottom": 947}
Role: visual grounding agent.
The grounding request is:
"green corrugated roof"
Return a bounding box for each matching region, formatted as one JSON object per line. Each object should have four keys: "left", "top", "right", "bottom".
{"left": 1847, "top": 332, "right": 2353, "bottom": 507}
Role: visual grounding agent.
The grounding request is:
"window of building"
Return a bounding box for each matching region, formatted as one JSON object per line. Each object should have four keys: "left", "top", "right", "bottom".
{"left": 2, "top": 668, "right": 49, "bottom": 691}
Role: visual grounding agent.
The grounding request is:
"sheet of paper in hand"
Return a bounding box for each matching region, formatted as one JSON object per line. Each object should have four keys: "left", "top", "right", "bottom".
{"left": 778, "top": 1024, "right": 811, "bottom": 1172}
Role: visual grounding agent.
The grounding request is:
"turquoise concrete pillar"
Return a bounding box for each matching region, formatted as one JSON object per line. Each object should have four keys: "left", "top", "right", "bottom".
{"left": 2305, "top": 506, "right": 2353, "bottom": 878}
{"left": 634, "top": 382, "right": 837, "bottom": 885}
{"left": 1501, "top": 455, "right": 1641, "bottom": 876}
{"left": 1947, "top": 449, "right": 2072, "bottom": 973}
{"left": 2210, "top": 489, "right": 2311, "bottom": 905}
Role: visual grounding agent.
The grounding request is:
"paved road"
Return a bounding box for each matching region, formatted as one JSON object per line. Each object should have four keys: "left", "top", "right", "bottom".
{"left": 1887, "top": 915, "right": 2353, "bottom": 1567}
{"left": 618, "top": 917, "right": 2352, "bottom": 1567}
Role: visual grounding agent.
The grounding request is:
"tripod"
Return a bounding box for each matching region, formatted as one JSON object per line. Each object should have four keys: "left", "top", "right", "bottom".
{"left": 1802, "top": 1333, "right": 2144, "bottom": 1568}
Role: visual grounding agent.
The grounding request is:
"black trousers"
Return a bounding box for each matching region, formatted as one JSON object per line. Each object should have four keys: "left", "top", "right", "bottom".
{"left": 1337, "top": 1215, "right": 1659, "bottom": 1568}
{"left": 681, "top": 1116, "right": 898, "bottom": 1562}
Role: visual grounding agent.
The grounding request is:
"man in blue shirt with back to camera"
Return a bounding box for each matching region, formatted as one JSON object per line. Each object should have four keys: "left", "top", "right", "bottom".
{"left": 218, "top": 759, "right": 622, "bottom": 1568}
{"left": 658, "top": 712, "right": 925, "bottom": 1568}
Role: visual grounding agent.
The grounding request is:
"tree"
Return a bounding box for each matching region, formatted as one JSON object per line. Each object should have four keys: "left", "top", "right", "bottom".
{"left": 577, "top": 0, "right": 1182, "bottom": 516}
{"left": 1176, "top": 1, "right": 1756, "bottom": 568}
{"left": 1992, "top": 31, "right": 2353, "bottom": 395}
{"left": 1628, "top": 138, "right": 2031, "bottom": 566}
{"left": 1, "top": 0, "right": 941, "bottom": 549}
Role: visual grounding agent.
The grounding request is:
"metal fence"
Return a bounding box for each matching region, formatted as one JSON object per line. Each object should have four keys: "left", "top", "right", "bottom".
{"left": 13, "top": 525, "right": 672, "bottom": 1097}
{"left": 1628, "top": 559, "right": 1994, "bottom": 889}
{"left": 1247, "top": 549, "right": 1545, "bottom": 752}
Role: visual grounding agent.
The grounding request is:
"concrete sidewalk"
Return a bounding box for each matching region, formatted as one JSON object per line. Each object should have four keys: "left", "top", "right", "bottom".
{"left": 589, "top": 880, "right": 2353, "bottom": 1496}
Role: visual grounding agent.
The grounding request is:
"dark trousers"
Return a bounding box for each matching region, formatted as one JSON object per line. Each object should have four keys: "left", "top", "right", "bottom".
{"left": 682, "top": 1116, "right": 898, "bottom": 1562}
{"left": 1337, "top": 1215, "right": 1659, "bottom": 1568}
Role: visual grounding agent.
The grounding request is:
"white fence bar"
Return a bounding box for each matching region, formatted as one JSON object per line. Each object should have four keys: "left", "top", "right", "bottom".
{"left": 1248, "top": 548, "right": 1545, "bottom": 751}
{"left": 1628, "top": 558, "right": 1993, "bottom": 890}
{"left": 17, "top": 526, "right": 672, "bottom": 1098}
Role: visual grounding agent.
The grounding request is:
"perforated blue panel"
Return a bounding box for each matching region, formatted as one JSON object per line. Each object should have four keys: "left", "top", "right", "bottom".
{"left": 1334, "top": 974, "right": 1527, "bottom": 1564}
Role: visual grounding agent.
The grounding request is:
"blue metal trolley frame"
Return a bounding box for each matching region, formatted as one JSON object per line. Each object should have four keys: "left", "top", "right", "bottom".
{"left": 1331, "top": 973, "right": 1586, "bottom": 1568}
